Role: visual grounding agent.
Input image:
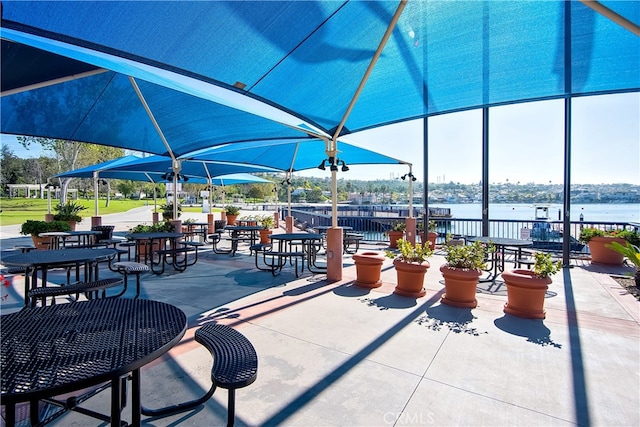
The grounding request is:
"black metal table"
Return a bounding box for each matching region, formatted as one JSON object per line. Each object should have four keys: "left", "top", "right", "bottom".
{"left": 0, "top": 248, "right": 118, "bottom": 307}
{"left": 225, "top": 225, "right": 262, "bottom": 256}
{"left": 466, "top": 236, "right": 534, "bottom": 281}
{"left": 1, "top": 298, "right": 187, "bottom": 426}
{"left": 270, "top": 233, "right": 326, "bottom": 274}
{"left": 125, "top": 231, "right": 183, "bottom": 260}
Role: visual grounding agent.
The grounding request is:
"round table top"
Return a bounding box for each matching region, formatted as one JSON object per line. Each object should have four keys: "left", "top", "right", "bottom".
{"left": 125, "top": 232, "right": 183, "bottom": 240}
{"left": 225, "top": 225, "right": 262, "bottom": 231}
{"left": 1, "top": 248, "right": 118, "bottom": 267}
{"left": 1, "top": 298, "right": 186, "bottom": 402}
{"left": 466, "top": 236, "right": 533, "bottom": 247}
{"left": 270, "top": 233, "right": 323, "bottom": 241}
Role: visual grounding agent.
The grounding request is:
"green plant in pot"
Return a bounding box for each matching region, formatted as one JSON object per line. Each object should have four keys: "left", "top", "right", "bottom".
{"left": 384, "top": 238, "right": 433, "bottom": 298}
{"left": 224, "top": 205, "right": 240, "bottom": 225}
{"left": 439, "top": 241, "right": 490, "bottom": 308}
{"left": 160, "top": 203, "right": 181, "bottom": 220}
{"left": 417, "top": 219, "right": 438, "bottom": 249}
{"left": 20, "top": 220, "right": 72, "bottom": 249}
{"left": 605, "top": 241, "right": 640, "bottom": 286}
{"left": 502, "top": 252, "right": 562, "bottom": 319}
{"left": 387, "top": 220, "right": 406, "bottom": 249}
{"left": 258, "top": 214, "right": 275, "bottom": 243}
{"left": 579, "top": 227, "right": 640, "bottom": 265}
{"left": 53, "top": 201, "right": 87, "bottom": 229}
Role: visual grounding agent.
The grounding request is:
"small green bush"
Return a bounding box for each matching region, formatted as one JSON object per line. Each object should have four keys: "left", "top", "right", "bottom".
{"left": 53, "top": 201, "right": 87, "bottom": 222}
{"left": 385, "top": 239, "right": 433, "bottom": 264}
{"left": 129, "top": 222, "right": 175, "bottom": 233}
{"left": 532, "top": 252, "right": 562, "bottom": 278}
{"left": 443, "top": 241, "right": 489, "bottom": 270}
{"left": 20, "top": 220, "right": 72, "bottom": 236}
{"left": 224, "top": 205, "right": 240, "bottom": 216}
{"left": 579, "top": 227, "right": 640, "bottom": 246}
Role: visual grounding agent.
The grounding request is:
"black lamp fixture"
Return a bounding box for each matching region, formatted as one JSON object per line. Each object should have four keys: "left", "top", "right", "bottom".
{"left": 161, "top": 171, "right": 189, "bottom": 182}
{"left": 401, "top": 172, "right": 416, "bottom": 182}
{"left": 317, "top": 156, "right": 349, "bottom": 172}
{"left": 280, "top": 178, "right": 291, "bottom": 186}
{"left": 44, "top": 181, "right": 59, "bottom": 189}
{"left": 99, "top": 179, "right": 108, "bottom": 186}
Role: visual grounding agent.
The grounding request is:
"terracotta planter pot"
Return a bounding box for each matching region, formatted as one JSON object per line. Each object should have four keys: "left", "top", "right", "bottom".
{"left": 502, "top": 269, "right": 552, "bottom": 319}
{"left": 31, "top": 235, "right": 51, "bottom": 250}
{"left": 393, "top": 258, "right": 429, "bottom": 298}
{"left": 439, "top": 264, "right": 481, "bottom": 308}
{"left": 67, "top": 220, "right": 77, "bottom": 231}
{"left": 138, "top": 239, "right": 161, "bottom": 260}
{"left": 420, "top": 231, "right": 438, "bottom": 249}
{"left": 226, "top": 214, "right": 238, "bottom": 226}
{"left": 259, "top": 229, "right": 273, "bottom": 244}
{"left": 588, "top": 236, "right": 626, "bottom": 265}
{"left": 388, "top": 230, "right": 404, "bottom": 249}
{"left": 352, "top": 251, "right": 385, "bottom": 288}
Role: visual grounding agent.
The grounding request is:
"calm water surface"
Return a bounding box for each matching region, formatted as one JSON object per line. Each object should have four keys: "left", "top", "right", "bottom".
{"left": 436, "top": 203, "right": 639, "bottom": 223}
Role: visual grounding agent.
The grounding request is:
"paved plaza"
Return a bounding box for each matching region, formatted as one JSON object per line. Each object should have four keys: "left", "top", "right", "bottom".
{"left": 1, "top": 207, "right": 638, "bottom": 426}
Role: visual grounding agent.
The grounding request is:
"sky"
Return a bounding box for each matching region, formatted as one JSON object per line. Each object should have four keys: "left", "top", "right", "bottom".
{"left": 2, "top": 92, "right": 638, "bottom": 185}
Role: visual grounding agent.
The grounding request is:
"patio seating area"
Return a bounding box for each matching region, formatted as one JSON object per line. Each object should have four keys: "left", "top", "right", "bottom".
{"left": 1, "top": 206, "right": 638, "bottom": 426}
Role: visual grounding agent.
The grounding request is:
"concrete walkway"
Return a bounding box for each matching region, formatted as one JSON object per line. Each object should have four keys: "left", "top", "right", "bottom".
{"left": 1, "top": 208, "right": 638, "bottom": 426}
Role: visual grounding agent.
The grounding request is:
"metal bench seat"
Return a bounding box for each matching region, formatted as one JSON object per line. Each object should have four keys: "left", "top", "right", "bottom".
{"left": 27, "top": 277, "right": 123, "bottom": 307}
{"left": 141, "top": 323, "right": 258, "bottom": 427}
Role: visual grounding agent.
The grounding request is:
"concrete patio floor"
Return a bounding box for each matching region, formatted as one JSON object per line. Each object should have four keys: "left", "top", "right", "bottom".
{"left": 1, "top": 207, "right": 638, "bottom": 426}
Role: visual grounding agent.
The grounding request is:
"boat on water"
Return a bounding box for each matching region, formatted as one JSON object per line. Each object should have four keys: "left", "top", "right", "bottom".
{"left": 526, "top": 205, "right": 585, "bottom": 252}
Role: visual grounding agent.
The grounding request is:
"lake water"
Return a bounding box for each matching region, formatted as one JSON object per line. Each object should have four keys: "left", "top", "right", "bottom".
{"left": 435, "top": 203, "right": 639, "bottom": 223}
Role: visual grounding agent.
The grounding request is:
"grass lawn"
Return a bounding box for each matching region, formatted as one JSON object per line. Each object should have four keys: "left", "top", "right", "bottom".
{"left": 0, "top": 198, "right": 149, "bottom": 226}
{"left": 0, "top": 198, "right": 224, "bottom": 226}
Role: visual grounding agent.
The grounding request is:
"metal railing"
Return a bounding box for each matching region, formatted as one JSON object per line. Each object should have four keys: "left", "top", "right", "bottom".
{"left": 280, "top": 207, "right": 635, "bottom": 253}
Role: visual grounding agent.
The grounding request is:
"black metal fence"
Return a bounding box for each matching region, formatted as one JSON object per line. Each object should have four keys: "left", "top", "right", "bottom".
{"left": 280, "top": 206, "right": 635, "bottom": 253}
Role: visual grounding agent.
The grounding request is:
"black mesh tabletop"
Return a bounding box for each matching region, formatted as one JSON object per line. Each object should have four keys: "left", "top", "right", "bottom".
{"left": 0, "top": 248, "right": 118, "bottom": 267}
{"left": 1, "top": 298, "right": 187, "bottom": 403}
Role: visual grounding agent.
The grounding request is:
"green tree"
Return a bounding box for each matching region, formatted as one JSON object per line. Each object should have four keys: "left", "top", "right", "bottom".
{"left": 116, "top": 180, "right": 136, "bottom": 198}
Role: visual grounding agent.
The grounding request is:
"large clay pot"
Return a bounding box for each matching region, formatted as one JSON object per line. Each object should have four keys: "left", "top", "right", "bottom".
{"left": 420, "top": 232, "right": 438, "bottom": 250}
{"left": 226, "top": 214, "right": 238, "bottom": 226}
{"left": 393, "top": 258, "right": 429, "bottom": 298}
{"left": 588, "top": 236, "right": 626, "bottom": 265}
{"left": 352, "top": 251, "right": 385, "bottom": 289}
{"left": 31, "top": 235, "right": 51, "bottom": 250}
{"left": 259, "top": 229, "right": 272, "bottom": 244}
{"left": 439, "top": 264, "right": 481, "bottom": 308}
{"left": 502, "top": 269, "right": 551, "bottom": 319}
{"left": 388, "top": 231, "right": 404, "bottom": 249}
{"left": 67, "top": 221, "right": 77, "bottom": 231}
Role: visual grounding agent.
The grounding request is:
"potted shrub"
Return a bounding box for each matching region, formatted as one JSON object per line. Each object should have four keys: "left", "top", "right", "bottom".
{"left": 128, "top": 221, "right": 175, "bottom": 258}
{"left": 605, "top": 241, "right": 640, "bottom": 287}
{"left": 20, "top": 220, "right": 72, "bottom": 249}
{"left": 53, "top": 201, "right": 87, "bottom": 230}
{"left": 502, "top": 252, "right": 562, "bottom": 319}
{"left": 160, "top": 203, "right": 181, "bottom": 221}
{"left": 224, "top": 205, "right": 240, "bottom": 225}
{"left": 439, "top": 241, "right": 489, "bottom": 308}
{"left": 385, "top": 238, "right": 433, "bottom": 298}
{"left": 418, "top": 219, "right": 438, "bottom": 250}
{"left": 352, "top": 251, "right": 386, "bottom": 289}
{"left": 259, "top": 214, "right": 275, "bottom": 244}
{"left": 387, "top": 221, "right": 406, "bottom": 249}
{"left": 579, "top": 227, "right": 640, "bottom": 265}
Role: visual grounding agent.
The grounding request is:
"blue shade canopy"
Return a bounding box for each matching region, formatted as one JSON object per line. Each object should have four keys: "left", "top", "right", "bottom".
{"left": 1, "top": 1, "right": 638, "bottom": 155}
{"left": 95, "top": 155, "right": 278, "bottom": 178}
{"left": 55, "top": 156, "right": 273, "bottom": 186}
{"left": 184, "top": 138, "right": 407, "bottom": 172}
{"left": 54, "top": 155, "right": 206, "bottom": 183}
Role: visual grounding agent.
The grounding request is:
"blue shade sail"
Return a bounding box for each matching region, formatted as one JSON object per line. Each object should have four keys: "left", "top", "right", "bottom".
{"left": 55, "top": 155, "right": 273, "bottom": 185}
{"left": 184, "top": 138, "right": 407, "bottom": 172}
{"left": 1, "top": 1, "right": 638, "bottom": 154}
